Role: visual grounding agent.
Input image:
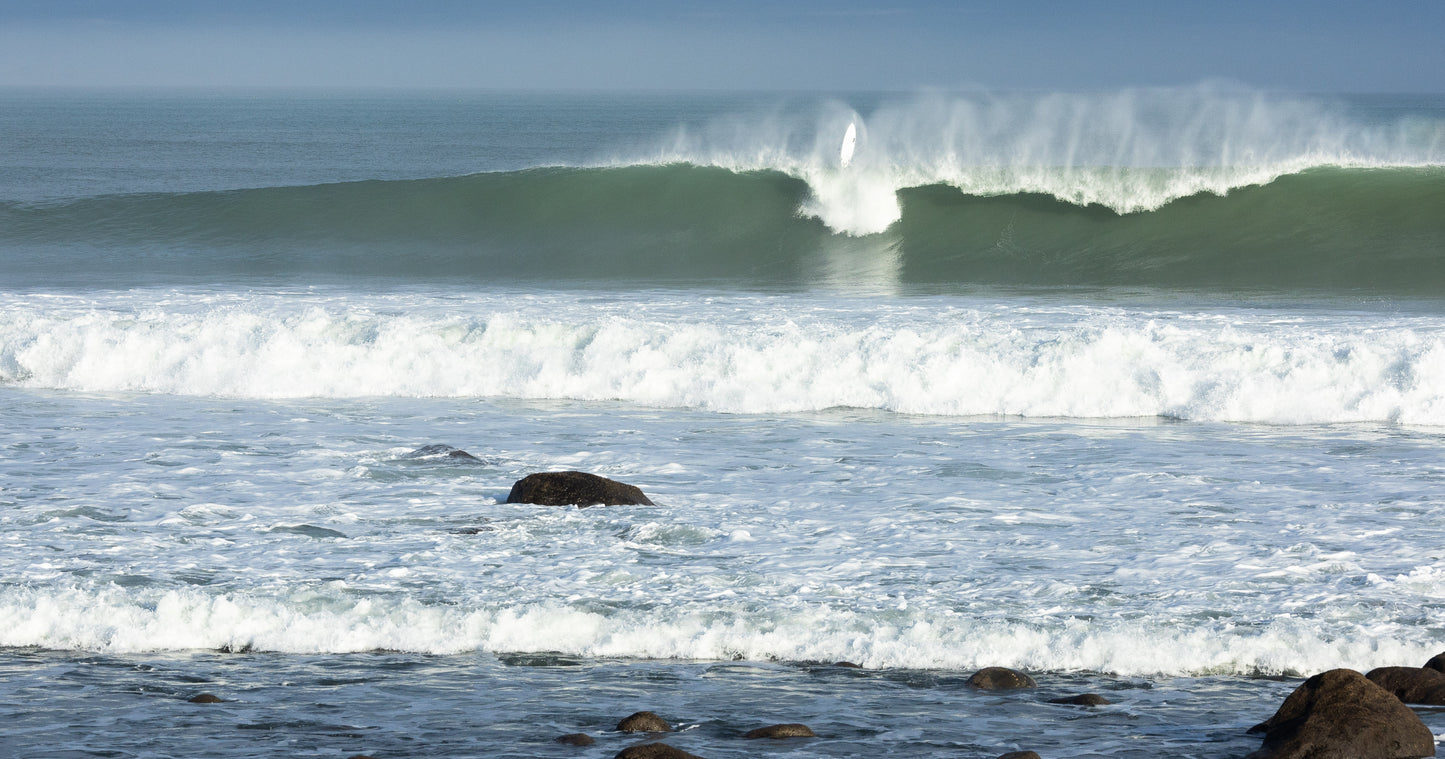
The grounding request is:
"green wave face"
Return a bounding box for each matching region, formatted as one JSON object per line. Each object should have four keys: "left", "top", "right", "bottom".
{"left": 2, "top": 164, "right": 1443, "bottom": 294}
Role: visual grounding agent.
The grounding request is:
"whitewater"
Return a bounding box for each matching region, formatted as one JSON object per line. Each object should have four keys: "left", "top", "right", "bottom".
{"left": 1, "top": 86, "right": 1443, "bottom": 758}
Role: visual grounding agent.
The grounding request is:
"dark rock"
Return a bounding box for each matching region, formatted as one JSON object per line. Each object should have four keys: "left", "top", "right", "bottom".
{"left": 742, "top": 723, "right": 816, "bottom": 739}
{"left": 187, "top": 693, "right": 223, "bottom": 703}
{"left": 1246, "top": 668, "right": 1434, "bottom": 759}
{"left": 507, "top": 471, "right": 654, "bottom": 507}
{"left": 555, "top": 733, "right": 595, "bottom": 746}
{"left": 968, "top": 667, "right": 1037, "bottom": 690}
{"left": 1366, "top": 666, "right": 1445, "bottom": 705}
{"left": 614, "top": 743, "right": 705, "bottom": 759}
{"left": 1049, "top": 693, "right": 1111, "bottom": 706}
{"left": 616, "top": 711, "right": 671, "bottom": 733}
{"left": 1426, "top": 652, "right": 1445, "bottom": 673}
{"left": 833, "top": 661, "right": 863, "bottom": 668}
{"left": 402, "top": 444, "right": 480, "bottom": 462}
{"left": 998, "top": 752, "right": 1042, "bottom": 759}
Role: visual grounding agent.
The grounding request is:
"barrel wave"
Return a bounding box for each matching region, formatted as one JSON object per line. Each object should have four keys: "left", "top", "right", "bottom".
{"left": 3, "top": 164, "right": 1444, "bottom": 293}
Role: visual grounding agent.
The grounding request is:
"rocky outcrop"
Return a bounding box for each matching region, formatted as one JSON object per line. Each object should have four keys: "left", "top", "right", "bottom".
{"left": 969, "top": 667, "right": 1037, "bottom": 690}
{"left": 1366, "top": 666, "right": 1445, "bottom": 705}
{"left": 1425, "top": 651, "right": 1445, "bottom": 673}
{"left": 742, "top": 723, "right": 816, "bottom": 739}
{"left": 1246, "top": 668, "right": 1434, "bottom": 759}
{"left": 507, "top": 471, "right": 654, "bottom": 507}
{"left": 614, "top": 743, "right": 705, "bottom": 759}
{"left": 187, "top": 693, "right": 223, "bottom": 703}
{"left": 555, "top": 733, "right": 595, "bottom": 746}
{"left": 1048, "top": 693, "right": 1110, "bottom": 706}
{"left": 616, "top": 711, "right": 671, "bottom": 733}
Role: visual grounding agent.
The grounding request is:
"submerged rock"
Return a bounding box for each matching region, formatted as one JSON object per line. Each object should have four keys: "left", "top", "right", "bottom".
{"left": 555, "top": 733, "right": 596, "bottom": 746}
{"left": 742, "top": 723, "right": 816, "bottom": 739}
{"left": 1246, "top": 668, "right": 1434, "bottom": 759}
{"left": 614, "top": 743, "right": 705, "bottom": 759}
{"left": 1049, "top": 693, "right": 1111, "bottom": 706}
{"left": 1365, "top": 666, "right": 1445, "bottom": 705}
{"left": 616, "top": 711, "right": 671, "bottom": 733}
{"left": 968, "top": 667, "right": 1037, "bottom": 690}
{"left": 402, "top": 444, "right": 480, "bottom": 462}
{"left": 507, "top": 471, "right": 654, "bottom": 507}
{"left": 187, "top": 693, "right": 223, "bottom": 703}
{"left": 997, "top": 752, "right": 1042, "bottom": 759}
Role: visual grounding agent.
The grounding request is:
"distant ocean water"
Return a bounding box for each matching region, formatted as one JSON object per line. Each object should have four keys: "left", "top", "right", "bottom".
{"left": 1, "top": 86, "right": 1443, "bottom": 758}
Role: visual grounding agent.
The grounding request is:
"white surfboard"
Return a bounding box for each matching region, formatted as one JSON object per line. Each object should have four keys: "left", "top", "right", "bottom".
{"left": 840, "top": 121, "right": 857, "bottom": 168}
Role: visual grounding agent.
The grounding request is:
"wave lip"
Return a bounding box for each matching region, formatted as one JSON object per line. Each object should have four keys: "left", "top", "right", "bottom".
{"left": 639, "top": 86, "right": 1445, "bottom": 234}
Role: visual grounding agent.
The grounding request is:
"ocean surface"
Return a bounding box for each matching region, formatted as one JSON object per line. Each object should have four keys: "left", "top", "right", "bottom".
{"left": 1, "top": 86, "right": 1444, "bottom": 758}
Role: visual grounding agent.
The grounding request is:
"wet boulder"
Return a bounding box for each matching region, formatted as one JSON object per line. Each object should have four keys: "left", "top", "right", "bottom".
{"left": 1426, "top": 651, "right": 1445, "bottom": 673}
{"left": 742, "top": 723, "right": 816, "bottom": 739}
{"left": 1366, "top": 666, "right": 1445, "bottom": 705}
{"left": 969, "top": 667, "right": 1037, "bottom": 690}
{"left": 555, "top": 733, "right": 596, "bottom": 746}
{"left": 616, "top": 711, "right": 671, "bottom": 733}
{"left": 997, "top": 752, "right": 1042, "bottom": 759}
{"left": 508, "top": 471, "right": 654, "bottom": 507}
{"left": 187, "top": 693, "right": 223, "bottom": 703}
{"left": 1246, "top": 668, "right": 1434, "bottom": 759}
{"left": 614, "top": 743, "right": 705, "bottom": 759}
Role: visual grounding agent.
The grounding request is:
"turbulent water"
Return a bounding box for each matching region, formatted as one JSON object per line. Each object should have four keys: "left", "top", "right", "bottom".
{"left": 1, "top": 87, "right": 1443, "bottom": 758}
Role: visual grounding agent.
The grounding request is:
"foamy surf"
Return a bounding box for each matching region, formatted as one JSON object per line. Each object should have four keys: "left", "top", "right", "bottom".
{"left": 4, "top": 290, "right": 1444, "bottom": 424}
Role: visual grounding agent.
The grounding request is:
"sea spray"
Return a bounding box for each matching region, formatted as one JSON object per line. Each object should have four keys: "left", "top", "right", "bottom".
{"left": 641, "top": 85, "right": 1445, "bottom": 234}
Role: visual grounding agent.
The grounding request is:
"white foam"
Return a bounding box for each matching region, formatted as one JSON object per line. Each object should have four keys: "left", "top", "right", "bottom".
{"left": 3, "top": 291, "right": 1443, "bottom": 425}
{"left": 635, "top": 86, "right": 1445, "bottom": 234}
{"left": 0, "top": 584, "right": 1434, "bottom": 676}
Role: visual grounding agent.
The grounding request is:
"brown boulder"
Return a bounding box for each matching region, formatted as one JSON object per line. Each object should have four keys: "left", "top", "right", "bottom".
{"left": 1246, "top": 668, "right": 1435, "bottom": 759}
{"left": 1366, "top": 666, "right": 1445, "bottom": 705}
{"left": 506, "top": 471, "right": 654, "bottom": 507}
{"left": 187, "top": 693, "right": 223, "bottom": 703}
{"left": 1426, "top": 652, "right": 1445, "bottom": 673}
{"left": 742, "top": 723, "right": 816, "bottom": 739}
{"left": 969, "top": 667, "right": 1037, "bottom": 690}
{"left": 1049, "top": 693, "right": 1110, "bottom": 706}
{"left": 616, "top": 711, "right": 671, "bottom": 733}
{"left": 555, "top": 733, "right": 596, "bottom": 746}
{"left": 614, "top": 743, "right": 705, "bottom": 759}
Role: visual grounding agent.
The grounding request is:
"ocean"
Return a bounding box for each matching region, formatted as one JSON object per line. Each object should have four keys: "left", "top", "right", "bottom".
{"left": 1, "top": 86, "right": 1443, "bottom": 758}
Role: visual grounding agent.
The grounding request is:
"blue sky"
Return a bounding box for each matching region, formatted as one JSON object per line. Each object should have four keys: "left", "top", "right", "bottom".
{"left": 1, "top": 1, "right": 1441, "bottom": 91}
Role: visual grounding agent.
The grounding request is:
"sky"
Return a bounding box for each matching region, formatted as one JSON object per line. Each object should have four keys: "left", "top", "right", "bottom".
{"left": 1, "top": 1, "right": 1442, "bottom": 92}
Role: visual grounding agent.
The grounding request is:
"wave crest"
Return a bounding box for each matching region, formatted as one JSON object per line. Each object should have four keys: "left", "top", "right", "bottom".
{"left": 640, "top": 86, "right": 1445, "bottom": 234}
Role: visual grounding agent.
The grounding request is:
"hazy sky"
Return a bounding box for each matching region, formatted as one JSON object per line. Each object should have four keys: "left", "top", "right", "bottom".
{"left": 2, "top": 1, "right": 1442, "bottom": 92}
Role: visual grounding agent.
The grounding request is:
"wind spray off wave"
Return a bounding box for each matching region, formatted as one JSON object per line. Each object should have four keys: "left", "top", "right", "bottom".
{"left": 642, "top": 85, "right": 1445, "bottom": 234}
